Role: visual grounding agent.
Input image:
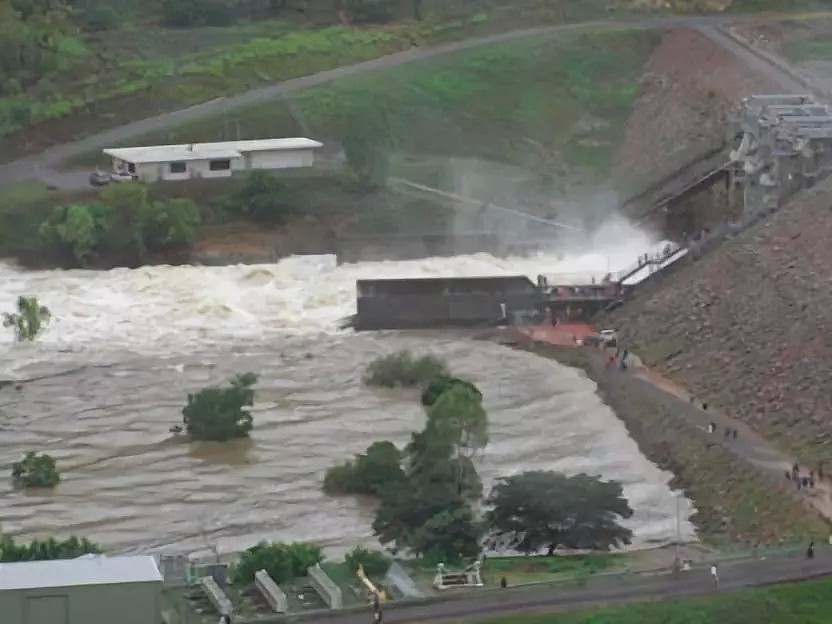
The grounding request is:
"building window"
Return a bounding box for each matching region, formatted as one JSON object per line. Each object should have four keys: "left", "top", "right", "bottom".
{"left": 127, "top": 162, "right": 136, "bottom": 174}
{"left": 169, "top": 162, "right": 187, "bottom": 174}
{"left": 209, "top": 159, "right": 231, "bottom": 171}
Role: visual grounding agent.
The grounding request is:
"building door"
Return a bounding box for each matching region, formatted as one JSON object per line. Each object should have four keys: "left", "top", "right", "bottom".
{"left": 25, "top": 595, "right": 69, "bottom": 624}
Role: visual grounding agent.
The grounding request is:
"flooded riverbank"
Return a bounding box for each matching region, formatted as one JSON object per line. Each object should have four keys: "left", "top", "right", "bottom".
{"left": 0, "top": 226, "right": 696, "bottom": 558}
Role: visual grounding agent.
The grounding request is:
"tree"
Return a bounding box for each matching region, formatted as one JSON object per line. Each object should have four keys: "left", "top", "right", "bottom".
{"left": 407, "top": 502, "right": 481, "bottom": 561}
{"left": 486, "top": 472, "right": 634, "bottom": 554}
{"left": 222, "top": 171, "right": 292, "bottom": 222}
{"left": 342, "top": 97, "right": 395, "bottom": 190}
{"left": 0, "top": 535, "right": 100, "bottom": 561}
{"left": 231, "top": 541, "right": 323, "bottom": 585}
{"left": 424, "top": 384, "right": 488, "bottom": 457}
{"left": 182, "top": 372, "right": 257, "bottom": 441}
{"left": 364, "top": 350, "right": 448, "bottom": 388}
{"left": 11, "top": 451, "right": 60, "bottom": 487}
{"left": 100, "top": 180, "right": 149, "bottom": 213}
{"left": 3, "top": 296, "right": 51, "bottom": 341}
{"left": 421, "top": 375, "right": 482, "bottom": 407}
{"left": 344, "top": 0, "right": 395, "bottom": 24}
{"left": 323, "top": 440, "right": 405, "bottom": 496}
{"left": 135, "top": 198, "right": 201, "bottom": 253}
{"left": 39, "top": 202, "right": 112, "bottom": 266}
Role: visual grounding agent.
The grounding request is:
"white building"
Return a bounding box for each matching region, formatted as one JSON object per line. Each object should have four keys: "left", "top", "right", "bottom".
{"left": 0, "top": 555, "right": 163, "bottom": 624}
{"left": 103, "top": 137, "right": 324, "bottom": 183}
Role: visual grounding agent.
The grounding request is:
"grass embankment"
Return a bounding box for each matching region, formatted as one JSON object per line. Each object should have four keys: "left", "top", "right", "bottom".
{"left": 455, "top": 575, "right": 832, "bottom": 624}
{"left": 783, "top": 36, "right": 832, "bottom": 62}
{"left": 517, "top": 342, "right": 828, "bottom": 547}
{"left": 0, "top": 0, "right": 644, "bottom": 161}
{"left": 87, "top": 28, "right": 659, "bottom": 183}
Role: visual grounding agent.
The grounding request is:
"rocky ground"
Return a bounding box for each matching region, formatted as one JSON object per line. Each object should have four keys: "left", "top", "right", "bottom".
{"left": 614, "top": 28, "right": 779, "bottom": 196}
{"left": 604, "top": 177, "right": 832, "bottom": 466}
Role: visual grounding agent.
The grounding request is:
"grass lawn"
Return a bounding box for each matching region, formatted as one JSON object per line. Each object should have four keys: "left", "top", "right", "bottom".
{"left": 482, "top": 554, "right": 620, "bottom": 585}
{"left": 449, "top": 575, "right": 832, "bottom": 623}
{"left": 783, "top": 36, "right": 832, "bottom": 62}
{"left": 88, "top": 27, "right": 659, "bottom": 184}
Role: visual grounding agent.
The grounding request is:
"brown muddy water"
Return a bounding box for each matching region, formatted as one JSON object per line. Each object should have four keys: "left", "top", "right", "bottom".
{"left": 0, "top": 239, "right": 696, "bottom": 559}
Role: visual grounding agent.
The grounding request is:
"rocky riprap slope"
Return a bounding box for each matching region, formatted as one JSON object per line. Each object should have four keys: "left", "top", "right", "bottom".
{"left": 606, "top": 180, "right": 832, "bottom": 462}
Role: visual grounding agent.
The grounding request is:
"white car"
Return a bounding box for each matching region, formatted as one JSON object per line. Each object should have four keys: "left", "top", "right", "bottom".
{"left": 600, "top": 329, "right": 618, "bottom": 346}
{"left": 110, "top": 171, "right": 138, "bottom": 183}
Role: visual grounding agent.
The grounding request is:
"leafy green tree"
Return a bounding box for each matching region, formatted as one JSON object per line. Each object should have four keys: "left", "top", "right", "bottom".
{"left": 11, "top": 451, "right": 60, "bottom": 487}
{"left": 39, "top": 203, "right": 113, "bottom": 266}
{"left": 182, "top": 372, "right": 257, "bottom": 441}
{"left": 324, "top": 440, "right": 405, "bottom": 496}
{"left": 344, "top": 0, "right": 395, "bottom": 24}
{"left": 231, "top": 541, "right": 323, "bottom": 585}
{"left": 407, "top": 502, "right": 481, "bottom": 561}
{"left": 3, "top": 296, "right": 51, "bottom": 341}
{"left": 425, "top": 383, "right": 488, "bottom": 457}
{"left": 135, "top": 198, "right": 201, "bottom": 252}
{"left": 100, "top": 180, "right": 149, "bottom": 213}
{"left": 0, "top": 535, "right": 100, "bottom": 562}
{"left": 364, "top": 350, "right": 448, "bottom": 388}
{"left": 345, "top": 546, "right": 390, "bottom": 576}
{"left": 222, "top": 171, "right": 292, "bottom": 222}
{"left": 421, "top": 376, "right": 482, "bottom": 407}
{"left": 342, "top": 97, "right": 395, "bottom": 190}
{"left": 486, "top": 471, "right": 634, "bottom": 554}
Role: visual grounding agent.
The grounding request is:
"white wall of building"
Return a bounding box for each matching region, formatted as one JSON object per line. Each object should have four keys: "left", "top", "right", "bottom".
{"left": 249, "top": 149, "right": 315, "bottom": 170}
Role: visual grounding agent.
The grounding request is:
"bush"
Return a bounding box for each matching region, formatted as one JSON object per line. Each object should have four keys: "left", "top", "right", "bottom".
{"left": 231, "top": 541, "right": 323, "bottom": 585}
{"left": 77, "top": 0, "right": 119, "bottom": 30}
{"left": 364, "top": 350, "right": 448, "bottom": 388}
{"left": 345, "top": 546, "right": 390, "bottom": 576}
{"left": 12, "top": 452, "right": 60, "bottom": 488}
{"left": 182, "top": 373, "right": 257, "bottom": 441}
{"left": 345, "top": 0, "right": 395, "bottom": 24}
{"left": 161, "top": 0, "right": 198, "bottom": 26}
{"left": 323, "top": 441, "right": 405, "bottom": 496}
{"left": 203, "top": 0, "right": 237, "bottom": 26}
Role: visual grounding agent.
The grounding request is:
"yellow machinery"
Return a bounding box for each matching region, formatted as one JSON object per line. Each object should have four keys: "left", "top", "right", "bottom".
{"left": 356, "top": 565, "right": 389, "bottom": 603}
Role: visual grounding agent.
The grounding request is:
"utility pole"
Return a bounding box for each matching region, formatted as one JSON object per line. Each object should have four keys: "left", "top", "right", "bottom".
{"left": 675, "top": 493, "right": 682, "bottom": 565}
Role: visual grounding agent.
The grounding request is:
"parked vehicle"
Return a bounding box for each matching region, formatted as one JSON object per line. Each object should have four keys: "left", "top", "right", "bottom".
{"left": 110, "top": 171, "right": 138, "bottom": 183}
{"left": 89, "top": 170, "right": 110, "bottom": 186}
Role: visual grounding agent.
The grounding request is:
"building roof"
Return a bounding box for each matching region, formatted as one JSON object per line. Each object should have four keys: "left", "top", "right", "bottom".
{"left": 0, "top": 555, "right": 162, "bottom": 591}
{"left": 104, "top": 137, "right": 323, "bottom": 164}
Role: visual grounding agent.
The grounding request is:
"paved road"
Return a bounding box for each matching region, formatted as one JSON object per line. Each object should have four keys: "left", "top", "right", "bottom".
{"left": 0, "top": 12, "right": 807, "bottom": 191}
{"left": 300, "top": 550, "right": 831, "bottom": 624}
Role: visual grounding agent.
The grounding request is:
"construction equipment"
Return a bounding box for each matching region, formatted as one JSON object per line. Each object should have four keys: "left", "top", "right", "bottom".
{"left": 356, "top": 565, "right": 389, "bottom": 603}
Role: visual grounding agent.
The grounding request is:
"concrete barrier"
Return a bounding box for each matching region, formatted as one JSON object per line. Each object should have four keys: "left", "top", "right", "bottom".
{"left": 384, "top": 562, "right": 424, "bottom": 600}
{"left": 255, "top": 569, "right": 288, "bottom": 613}
{"left": 307, "top": 564, "right": 343, "bottom": 609}
{"left": 200, "top": 576, "right": 233, "bottom": 617}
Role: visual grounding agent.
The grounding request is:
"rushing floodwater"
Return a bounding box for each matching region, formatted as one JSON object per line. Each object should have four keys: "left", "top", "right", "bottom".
{"left": 0, "top": 220, "right": 696, "bottom": 558}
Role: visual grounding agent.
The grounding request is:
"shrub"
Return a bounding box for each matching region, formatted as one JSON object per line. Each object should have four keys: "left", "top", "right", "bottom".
{"left": 182, "top": 373, "right": 257, "bottom": 441}
{"left": 203, "top": 0, "right": 237, "bottom": 26}
{"left": 231, "top": 541, "right": 323, "bottom": 585}
{"left": 12, "top": 452, "right": 60, "bottom": 488}
{"left": 323, "top": 441, "right": 405, "bottom": 496}
{"left": 345, "top": 546, "right": 390, "bottom": 576}
{"left": 161, "top": 0, "right": 199, "bottom": 26}
{"left": 364, "top": 350, "right": 448, "bottom": 388}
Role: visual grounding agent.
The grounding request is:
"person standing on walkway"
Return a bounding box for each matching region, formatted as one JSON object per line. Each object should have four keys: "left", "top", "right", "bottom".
{"left": 807, "top": 541, "right": 815, "bottom": 560}
{"left": 710, "top": 564, "right": 719, "bottom": 590}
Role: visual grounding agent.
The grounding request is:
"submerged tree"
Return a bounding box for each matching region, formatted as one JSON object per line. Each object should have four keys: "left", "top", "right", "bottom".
{"left": 12, "top": 451, "right": 60, "bottom": 488}
{"left": 486, "top": 471, "right": 634, "bottom": 554}
{"left": 323, "top": 440, "right": 405, "bottom": 496}
{"left": 3, "top": 296, "right": 51, "bottom": 342}
{"left": 182, "top": 372, "right": 258, "bottom": 441}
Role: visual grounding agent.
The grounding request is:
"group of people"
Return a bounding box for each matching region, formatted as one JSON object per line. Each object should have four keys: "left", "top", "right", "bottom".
{"left": 787, "top": 462, "right": 820, "bottom": 491}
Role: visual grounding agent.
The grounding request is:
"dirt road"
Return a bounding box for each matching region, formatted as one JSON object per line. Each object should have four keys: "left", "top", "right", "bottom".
{"left": 0, "top": 13, "right": 812, "bottom": 191}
